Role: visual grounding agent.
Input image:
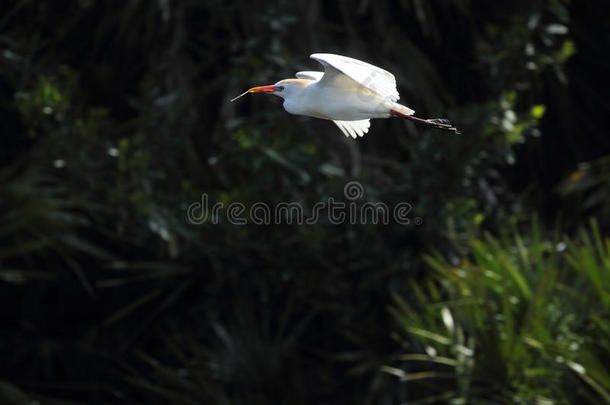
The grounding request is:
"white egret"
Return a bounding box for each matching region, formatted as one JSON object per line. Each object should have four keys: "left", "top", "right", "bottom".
{"left": 231, "top": 53, "right": 461, "bottom": 138}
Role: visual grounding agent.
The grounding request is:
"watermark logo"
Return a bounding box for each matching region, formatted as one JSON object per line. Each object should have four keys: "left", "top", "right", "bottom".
{"left": 186, "top": 181, "right": 422, "bottom": 226}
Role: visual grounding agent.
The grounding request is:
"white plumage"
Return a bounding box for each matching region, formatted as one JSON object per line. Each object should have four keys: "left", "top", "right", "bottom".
{"left": 295, "top": 71, "right": 324, "bottom": 81}
{"left": 333, "top": 119, "right": 371, "bottom": 139}
{"left": 231, "top": 53, "right": 460, "bottom": 137}
{"left": 309, "top": 53, "right": 401, "bottom": 103}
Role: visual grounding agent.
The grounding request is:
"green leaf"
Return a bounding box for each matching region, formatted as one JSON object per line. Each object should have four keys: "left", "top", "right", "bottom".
{"left": 531, "top": 105, "right": 546, "bottom": 119}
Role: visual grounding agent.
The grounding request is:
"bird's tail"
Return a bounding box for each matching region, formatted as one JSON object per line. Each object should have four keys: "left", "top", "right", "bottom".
{"left": 390, "top": 108, "right": 461, "bottom": 134}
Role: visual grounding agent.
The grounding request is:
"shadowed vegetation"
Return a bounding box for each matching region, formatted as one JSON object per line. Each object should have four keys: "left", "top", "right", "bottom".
{"left": 0, "top": 0, "right": 608, "bottom": 404}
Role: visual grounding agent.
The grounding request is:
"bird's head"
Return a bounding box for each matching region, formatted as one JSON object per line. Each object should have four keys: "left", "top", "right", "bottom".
{"left": 231, "top": 79, "right": 308, "bottom": 102}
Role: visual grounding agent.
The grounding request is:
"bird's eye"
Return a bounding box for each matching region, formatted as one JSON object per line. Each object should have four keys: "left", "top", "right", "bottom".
{"left": 278, "top": 86, "right": 285, "bottom": 91}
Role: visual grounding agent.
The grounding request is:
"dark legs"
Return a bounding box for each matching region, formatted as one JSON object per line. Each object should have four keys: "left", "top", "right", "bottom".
{"left": 390, "top": 110, "right": 461, "bottom": 134}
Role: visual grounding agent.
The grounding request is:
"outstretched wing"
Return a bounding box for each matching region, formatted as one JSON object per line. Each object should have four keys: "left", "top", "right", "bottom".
{"left": 296, "top": 71, "right": 324, "bottom": 81}
{"left": 311, "top": 53, "right": 400, "bottom": 102}
{"left": 333, "top": 119, "right": 370, "bottom": 138}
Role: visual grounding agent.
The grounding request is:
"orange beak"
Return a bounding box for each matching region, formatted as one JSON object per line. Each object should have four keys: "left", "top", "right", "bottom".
{"left": 247, "top": 85, "right": 281, "bottom": 94}
{"left": 230, "top": 85, "right": 281, "bottom": 102}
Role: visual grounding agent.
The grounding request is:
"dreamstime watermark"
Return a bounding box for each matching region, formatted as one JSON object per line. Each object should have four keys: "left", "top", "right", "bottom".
{"left": 186, "top": 181, "right": 422, "bottom": 226}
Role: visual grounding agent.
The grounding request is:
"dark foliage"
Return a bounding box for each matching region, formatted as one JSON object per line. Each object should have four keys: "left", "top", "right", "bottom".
{"left": 0, "top": 0, "right": 608, "bottom": 404}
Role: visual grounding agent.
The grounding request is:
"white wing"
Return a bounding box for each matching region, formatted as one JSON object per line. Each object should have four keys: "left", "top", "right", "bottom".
{"left": 311, "top": 53, "right": 400, "bottom": 102}
{"left": 296, "top": 71, "right": 324, "bottom": 81}
{"left": 333, "top": 119, "right": 370, "bottom": 138}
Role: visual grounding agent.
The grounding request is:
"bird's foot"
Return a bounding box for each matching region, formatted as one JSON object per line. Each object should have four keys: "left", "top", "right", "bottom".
{"left": 426, "top": 118, "right": 461, "bottom": 134}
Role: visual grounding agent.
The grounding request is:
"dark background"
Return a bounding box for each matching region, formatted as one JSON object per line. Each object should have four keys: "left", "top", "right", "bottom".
{"left": 1, "top": 1, "right": 609, "bottom": 404}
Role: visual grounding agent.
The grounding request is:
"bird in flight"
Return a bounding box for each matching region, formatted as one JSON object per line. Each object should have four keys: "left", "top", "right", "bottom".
{"left": 231, "top": 53, "right": 461, "bottom": 138}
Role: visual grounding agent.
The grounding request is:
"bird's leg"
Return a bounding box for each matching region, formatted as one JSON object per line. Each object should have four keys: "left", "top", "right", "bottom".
{"left": 390, "top": 110, "right": 461, "bottom": 134}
